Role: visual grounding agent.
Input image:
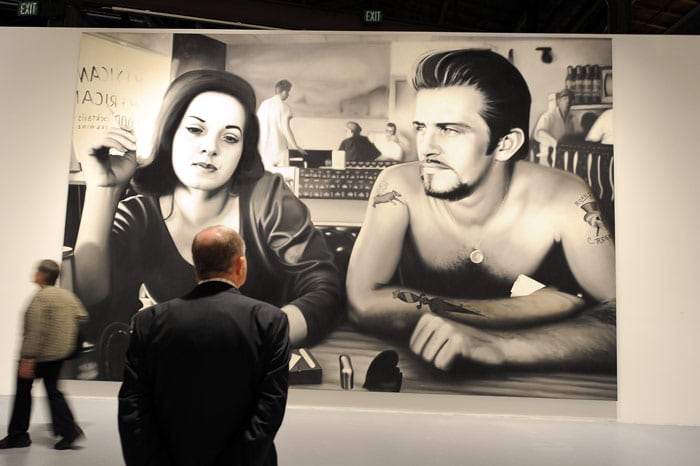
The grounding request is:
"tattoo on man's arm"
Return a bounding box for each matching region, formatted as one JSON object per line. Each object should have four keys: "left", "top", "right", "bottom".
{"left": 372, "top": 181, "right": 405, "bottom": 208}
{"left": 574, "top": 192, "right": 594, "bottom": 207}
{"left": 579, "top": 201, "right": 613, "bottom": 244}
{"left": 392, "top": 289, "right": 483, "bottom": 316}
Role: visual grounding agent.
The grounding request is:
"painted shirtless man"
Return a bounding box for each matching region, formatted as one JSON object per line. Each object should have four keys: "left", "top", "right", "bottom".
{"left": 346, "top": 49, "right": 616, "bottom": 371}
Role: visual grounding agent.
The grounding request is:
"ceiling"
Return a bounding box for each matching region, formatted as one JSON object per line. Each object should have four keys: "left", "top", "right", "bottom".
{"left": 2, "top": 0, "right": 700, "bottom": 34}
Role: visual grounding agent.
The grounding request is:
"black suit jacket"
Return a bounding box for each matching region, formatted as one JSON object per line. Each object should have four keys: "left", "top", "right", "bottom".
{"left": 118, "top": 280, "right": 290, "bottom": 466}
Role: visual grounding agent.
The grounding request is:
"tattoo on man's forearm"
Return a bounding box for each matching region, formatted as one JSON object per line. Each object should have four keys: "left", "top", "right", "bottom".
{"left": 392, "top": 289, "right": 483, "bottom": 316}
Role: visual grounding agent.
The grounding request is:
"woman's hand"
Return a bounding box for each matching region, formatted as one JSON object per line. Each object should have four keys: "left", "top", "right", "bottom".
{"left": 82, "top": 127, "right": 139, "bottom": 188}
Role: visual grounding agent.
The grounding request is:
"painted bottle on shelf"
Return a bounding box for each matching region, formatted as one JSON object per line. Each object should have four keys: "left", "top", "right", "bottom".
{"left": 574, "top": 64, "right": 585, "bottom": 105}
{"left": 583, "top": 64, "right": 593, "bottom": 105}
{"left": 591, "top": 64, "right": 602, "bottom": 104}
{"left": 565, "top": 65, "right": 575, "bottom": 95}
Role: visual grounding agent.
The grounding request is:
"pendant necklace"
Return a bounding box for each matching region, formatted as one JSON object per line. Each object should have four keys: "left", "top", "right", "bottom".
{"left": 468, "top": 178, "right": 510, "bottom": 264}
{"left": 469, "top": 246, "right": 485, "bottom": 264}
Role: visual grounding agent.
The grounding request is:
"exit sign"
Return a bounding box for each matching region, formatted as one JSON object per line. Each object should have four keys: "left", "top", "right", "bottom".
{"left": 18, "top": 1, "right": 39, "bottom": 16}
{"left": 363, "top": 10, "right": 383, "bottom": 23}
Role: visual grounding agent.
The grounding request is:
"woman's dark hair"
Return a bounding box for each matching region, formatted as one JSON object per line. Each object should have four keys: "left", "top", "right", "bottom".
{"left": 413, "top": 49, "right": 531, "bottom": 160}
{"left": 133, "top": 69, "right": 264, "bottom": 196}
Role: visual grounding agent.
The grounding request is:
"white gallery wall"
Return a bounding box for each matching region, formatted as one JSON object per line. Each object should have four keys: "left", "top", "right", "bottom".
{"left": 0, "top": 28, "right": 699, "bottom": 427}
{"left": 613, "top": 35, "right": 700, "bottom": 426}
{"left": 0, "top": 28, "right": 80, "bottom": 396}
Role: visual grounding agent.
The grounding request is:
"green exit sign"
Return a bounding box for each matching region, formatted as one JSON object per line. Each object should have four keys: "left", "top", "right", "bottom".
{"left": 363, "top": 10, "right": 383, "bottom": 23}
{"left": 18, "top": 1, "right": 39, "bottom": 16}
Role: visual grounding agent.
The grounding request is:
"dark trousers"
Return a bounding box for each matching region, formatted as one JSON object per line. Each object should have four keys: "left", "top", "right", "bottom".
{"left": 7, "top": 359, "right": 77, "bottom": 438}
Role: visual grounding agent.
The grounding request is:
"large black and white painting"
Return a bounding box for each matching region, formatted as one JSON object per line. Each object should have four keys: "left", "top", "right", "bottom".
{"left": 62, "top": 31, "right": 615, "bottom": 400}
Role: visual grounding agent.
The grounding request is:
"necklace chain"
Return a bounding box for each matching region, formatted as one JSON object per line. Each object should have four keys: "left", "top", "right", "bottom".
{"left": 469, "top": 177, "right": 510, "bottom": 264}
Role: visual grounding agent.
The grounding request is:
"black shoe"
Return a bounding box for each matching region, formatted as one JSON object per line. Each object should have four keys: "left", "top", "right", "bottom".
{"left": 54, "top": 426, "right": 85, "bottom": 450}
{"left": 0, "top": 434, "right": 31, "bottom": 449}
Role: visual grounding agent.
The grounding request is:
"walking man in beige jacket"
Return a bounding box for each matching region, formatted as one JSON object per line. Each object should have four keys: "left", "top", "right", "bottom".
{"left": 0, "top": 260, "right": 88, "bottom": 450}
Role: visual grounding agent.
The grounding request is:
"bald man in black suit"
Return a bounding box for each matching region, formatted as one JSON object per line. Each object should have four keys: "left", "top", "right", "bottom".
{"left": 118, "top": 225, "right": 290, "bottom": 466}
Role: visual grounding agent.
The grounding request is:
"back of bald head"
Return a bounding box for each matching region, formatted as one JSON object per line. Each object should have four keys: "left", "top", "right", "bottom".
{"left": 192, "top": 225, "right": 246, "bottom": 281}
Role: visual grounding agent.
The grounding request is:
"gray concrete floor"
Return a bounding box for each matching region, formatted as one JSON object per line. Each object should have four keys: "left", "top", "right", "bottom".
{"left": 1, "top": 391, "right": 699, "bottom": 465}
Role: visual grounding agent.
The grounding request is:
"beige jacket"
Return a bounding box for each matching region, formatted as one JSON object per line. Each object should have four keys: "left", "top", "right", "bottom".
{"left": 20, "top": 285, "right": 88, "bottom": 362}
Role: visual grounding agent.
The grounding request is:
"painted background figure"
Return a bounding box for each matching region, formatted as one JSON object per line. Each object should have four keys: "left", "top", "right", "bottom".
{"left": 346, "top": 49, "right": 616, "bottom": 371}
{"left": 375, "top": 122, "right": 406, "bottom": 162}
{"left": 338, "top": 121, "right": 381, "bottom": 162}
{"left": 532, "top": 88, "right": 575, "bottom": 159}
{"left": 257, "top": 79, "right": 308, "bottom": 169}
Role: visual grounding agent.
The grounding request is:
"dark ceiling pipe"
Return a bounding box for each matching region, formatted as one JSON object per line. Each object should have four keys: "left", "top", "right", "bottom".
{"left": 568, "top": 0, "right": 605, "bottom": 33}
{"left": 607, "top": 0, "right": 631, "bottom": 33}
{"left": 665, "top": 2, "right": 700, "bottom": 34}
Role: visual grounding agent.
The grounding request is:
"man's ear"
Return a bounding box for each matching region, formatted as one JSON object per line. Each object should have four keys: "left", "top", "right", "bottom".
{"left": 232, "top": 255, "right": 248, "bottom": 288}
{"left": 494, "top": 128, "right": 525, "bottom": 162}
